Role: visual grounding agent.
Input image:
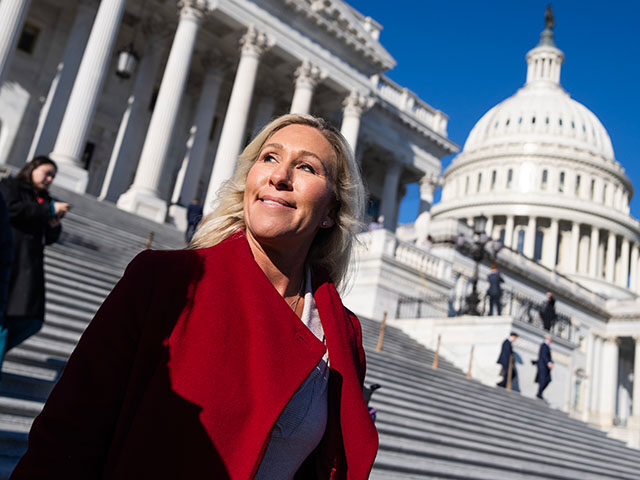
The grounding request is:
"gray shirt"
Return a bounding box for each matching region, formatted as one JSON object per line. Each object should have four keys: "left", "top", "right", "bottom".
{"left": 254, "top": 271, "right": 329, "bottom": 480}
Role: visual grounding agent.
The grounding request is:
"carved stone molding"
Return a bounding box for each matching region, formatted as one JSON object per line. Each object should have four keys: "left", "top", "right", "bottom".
{"left": 240, "top": 26, "right": 273, "bottom": 59}
{"left": 293, "top": 60, "right": 324, "bottom": 90}
{"left": 342, "top": 90, "right": 374, "bottom": 118}
{"left": 178, "top": 0, "right": 208, "bottom": 21}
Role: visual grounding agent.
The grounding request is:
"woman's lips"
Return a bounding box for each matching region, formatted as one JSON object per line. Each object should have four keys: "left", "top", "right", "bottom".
{"left": 260, "top": 196, "right": 295, "bottom": 208}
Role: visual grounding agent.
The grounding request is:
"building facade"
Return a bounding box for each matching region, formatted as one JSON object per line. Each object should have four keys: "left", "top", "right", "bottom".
{"left": 0, "top": 0, "right": 456, "bottom": 229}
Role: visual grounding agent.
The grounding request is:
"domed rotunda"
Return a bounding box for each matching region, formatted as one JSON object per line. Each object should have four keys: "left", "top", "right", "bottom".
{"left": 430, "top": 9, "right": 640, "bottom": 298}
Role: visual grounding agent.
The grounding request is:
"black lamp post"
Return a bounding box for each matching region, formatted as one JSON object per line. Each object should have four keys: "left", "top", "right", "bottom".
{"left": 457, "top": 215, "right": 502, "bottom": 315}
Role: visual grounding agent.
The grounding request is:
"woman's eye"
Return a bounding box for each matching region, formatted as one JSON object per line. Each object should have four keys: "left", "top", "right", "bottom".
{"left": 300, "top": 164, "right": 316, "bottom": 174}
{"left": 262, "top": 154, "right": 276, "bottom": 163}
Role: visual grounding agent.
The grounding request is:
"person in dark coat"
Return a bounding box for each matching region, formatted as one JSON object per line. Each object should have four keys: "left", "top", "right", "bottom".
{"left": 534, "top": 335, "right": 554, "bottom": 399}
{"left": 540, "top": 291, "right": 557, "bottom": 331}
{"left": 487, "top": 264, "right": 504, "bottom": 315}
{"left": 0, "top": 191, "right": 13, "bottom": 363}
{"left": 497, "top": 332, "right": 518, "bottom": 388}
{"left": 185, "top": 199, "right": 203, "bottom": 243}
{"left": 0, "top": 156, "right": 70, "bottom": 356}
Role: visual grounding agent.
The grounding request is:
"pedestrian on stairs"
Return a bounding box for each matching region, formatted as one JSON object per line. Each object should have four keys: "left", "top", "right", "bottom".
{"left": 185, "top": 198, "right": 203, "bottom": 243}
{"left": 487, "top": 264, "right": 504, "bottom": 315}
{"left": 497, "top": 332, "right": 518, "bottom": 388}
{"left": 0, "top": 157, "right": 69, "bottom": 364}
{"left": 534, "top": 334, "right": 554, "bottom": 400}
{"left": 0, "top": 191, "right": 13, "bottom": 365}
{"left": 11, "top": 115, "right": 378, "bottom": 480}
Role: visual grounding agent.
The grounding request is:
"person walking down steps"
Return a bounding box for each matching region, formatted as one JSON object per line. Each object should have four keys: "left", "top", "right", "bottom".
{"left": 534, "top": 334, "right": 554, "bottom": 400}
{"left": 497, "top": 332, "right": 518, "bottom": 388}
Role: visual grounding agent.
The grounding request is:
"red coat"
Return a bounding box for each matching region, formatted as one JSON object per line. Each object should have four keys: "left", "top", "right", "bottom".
{"left": 11, "top": 232, "right": 378, "bottom": 479}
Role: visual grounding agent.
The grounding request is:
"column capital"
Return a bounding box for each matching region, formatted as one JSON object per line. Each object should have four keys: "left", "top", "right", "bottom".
{"left": 604, "top": 336, "right": 621, "bottom": 346}
{"left": 342, "top": 90, "right": 374, "bottom": 118}
{"left": 293, "top": 60, "right": 325, "bottom": 90}
{"left": 178, "top": 0, "right": 208, "bottom": 20}
{"left": 240, "top": 25, "right": 273, "bottom": 59}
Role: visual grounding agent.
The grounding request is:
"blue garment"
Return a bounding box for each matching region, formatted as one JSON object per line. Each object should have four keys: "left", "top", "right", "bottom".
{"left": 496, "top": 338, "right": 516, "bottom": 387}
{"left": 535, "top": 342, "right": 553, "bottom": 397}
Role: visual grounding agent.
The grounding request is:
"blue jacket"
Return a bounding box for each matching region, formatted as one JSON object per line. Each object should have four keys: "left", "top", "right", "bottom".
{"left": 535, "top": 342, "right": 553, "bottom": 385}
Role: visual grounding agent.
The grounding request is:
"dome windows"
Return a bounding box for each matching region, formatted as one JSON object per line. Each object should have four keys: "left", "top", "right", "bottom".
{"left": 559, "top": 171, "right": 565, "bottom": 193}
{"left": 491, "top": 170, "right": 497, "bottom": 190}
{"left": 507, "top": 168, "right": 513, "bottom": 189}
{"left": 532, "top": 116, "right": 536, "bottom": 124}
{"left": 575, "top": 175, "right": 581, "bottom": 196}
{"left": 541, "top": 169, "right": 549, "bottom": 190}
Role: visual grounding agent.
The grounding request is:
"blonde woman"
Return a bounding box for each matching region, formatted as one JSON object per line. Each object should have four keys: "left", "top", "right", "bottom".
{"left": 12, "top": 114, "right": 378, "bottom": 479}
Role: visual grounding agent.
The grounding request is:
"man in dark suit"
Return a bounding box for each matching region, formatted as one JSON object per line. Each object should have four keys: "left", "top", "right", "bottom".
{"left": 497, "top": 332, "right": 518, "bottom": 388}
{"left": 487, "top": 264, "right": 504, "bottom": 315}
{"left": 535, "top": 335, "right": 554, "bottom": 399}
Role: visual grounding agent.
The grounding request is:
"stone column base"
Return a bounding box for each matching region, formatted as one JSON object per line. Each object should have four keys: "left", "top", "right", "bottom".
{"left": 53, "top": 162, "right": 89, "bottom": 193}
{"left": 167, "top": 204, "right": 188, "bottom": 231}
{"left": 117, "top": 188, "right": 168, "bottom": 223}
{"left": 627, "top": 415, "right": 640, "bottom": 429}
{"left": 589, "top": 411, "right": 614, "bottom": 428}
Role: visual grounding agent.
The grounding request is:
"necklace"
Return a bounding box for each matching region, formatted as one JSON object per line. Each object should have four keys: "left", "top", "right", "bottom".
{"left": 286, "top": 274, "right": 305, "bottom": 313}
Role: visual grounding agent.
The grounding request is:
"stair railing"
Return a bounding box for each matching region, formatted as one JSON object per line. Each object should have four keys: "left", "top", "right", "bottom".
{"left": 432, "top": 334, "right": 441, "bottom": 369}
{"left": 466, "top": 345, "right": 474, "bottom": 379}
{"left": 506, "top": 354, "right": 514, "bottom": 391}
{"left": 375, "top": 311, "right": 387, "bottom": 352}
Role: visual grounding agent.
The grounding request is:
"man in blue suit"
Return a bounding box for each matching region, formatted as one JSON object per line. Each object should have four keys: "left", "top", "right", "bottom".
{"left": 497, "top": 332, "right": 518, "bottom": 388}
{"left": 535, "top": 335, "right": 554, "bottom": 400}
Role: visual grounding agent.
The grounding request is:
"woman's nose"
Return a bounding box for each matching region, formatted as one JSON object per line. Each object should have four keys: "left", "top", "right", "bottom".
{"left": 269, "top": 162, "right": 293, "bottom": 189}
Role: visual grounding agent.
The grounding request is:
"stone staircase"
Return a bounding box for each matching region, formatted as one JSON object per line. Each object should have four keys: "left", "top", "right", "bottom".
{"left": 1, "top": 191, "right": 639, "bottom": 478}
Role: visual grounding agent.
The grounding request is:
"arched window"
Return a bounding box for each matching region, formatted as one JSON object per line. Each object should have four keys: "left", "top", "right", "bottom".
{"left": 534, "top": 230, "right": 544, "bottom": 261}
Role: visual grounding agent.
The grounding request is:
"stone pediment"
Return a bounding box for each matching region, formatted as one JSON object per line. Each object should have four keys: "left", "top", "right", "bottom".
{"left": 283, "top": 0, "right": 396, "bottom": 70}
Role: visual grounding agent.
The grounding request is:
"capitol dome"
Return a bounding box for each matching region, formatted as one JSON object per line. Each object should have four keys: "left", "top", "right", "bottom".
{"left": 463, "top": 81, "right": 615, "bottom": 164}
{"left": 430, "top": 8, "right": 640, "bottom": 299}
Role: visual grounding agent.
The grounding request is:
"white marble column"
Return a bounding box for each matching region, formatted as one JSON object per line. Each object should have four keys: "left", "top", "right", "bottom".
{"left": 629, "top": 337, "right": 640, "bottom": 428}
{"left": 99, "top": 29, "right": 166, "bottom": 202}
{"left": 567, "top": 221, "right": 580, "bottom": 273}
{"left": 168, "top": 63, "right": 225, "bottom": 229}
{"left": 380, "top": 162, "right": 402, "bottom": 231}
{"left": 618, "top": 237, "right": 630, "bottom": 288}
{"left": 542, "top": 217, "right": 559, "bottom": 268}
{"left": 588, "top": 226, "right": 600, "bottom": 278}
{"left": 118, "top": 1, "right": 205, "bottom": 222}
{"left": 49, "top": 0, "right": 127, "bottom": 192}
{"left": 504, "top": 215, "right": 515, "bottom": 249}
{"left": 0, "top": 0, "right": 32, "bottom": 87}
{"left": 289, "top": 60, "right": 322, "bottom": 114}
{"left": 28, "top": 0, "right": 96, "bottom": 159}
{"left": 415, "top": 174, "right": 437, "bottom": 247}
{"left": 250, "top": 94, "right": 277, "bottom": 139}
{"left": 523, "top": 216, "right": 536, "bottom": 258}
{"left": 204, "top": 27, "right": 272, "bottom": 212}
{"left": 485, "top": 216, "right": 494, "bottom": 238}
{"left": 605, "top": 231, "right": 617, "bottom": 283}
{"left": 630, "top": 244, "right": 639, "bottom": 293}
{"left": 589, "top": 335, "right": 603, "bottom": 419}
{"left": 598, "top": 337, "right": 619, "bottom": 427}
{"left": 340, "top": 90, "right": 373, "bottom": 153}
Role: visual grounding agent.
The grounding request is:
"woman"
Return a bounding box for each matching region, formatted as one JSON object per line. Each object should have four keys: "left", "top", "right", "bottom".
{"left": 0, "top": 157, "right": 69, "bottom": 361}
{"left": 11, "top": 115, "right": 378, "bottom": 479}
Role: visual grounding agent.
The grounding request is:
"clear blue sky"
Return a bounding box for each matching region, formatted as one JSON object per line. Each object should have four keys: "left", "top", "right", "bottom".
{"left": 347, "top": 0, "right": 640, "bottom": 224}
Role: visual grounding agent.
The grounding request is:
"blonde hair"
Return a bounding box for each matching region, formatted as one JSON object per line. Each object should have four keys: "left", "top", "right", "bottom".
{"left": 190, "top": 114, "right": 365, "bottom": 288}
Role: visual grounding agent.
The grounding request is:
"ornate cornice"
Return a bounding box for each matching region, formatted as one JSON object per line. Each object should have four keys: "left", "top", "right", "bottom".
{"left": 240, "top": 25, "right": 273, "bottom": 59}
{"left": 342, "top": 90, "right": 374, "bottom": 118}
{"left": 178, "top": 0, "right": 208, "bottom": 21}
{"left": 293, "top": 60, "right": 325, "bottom": 90}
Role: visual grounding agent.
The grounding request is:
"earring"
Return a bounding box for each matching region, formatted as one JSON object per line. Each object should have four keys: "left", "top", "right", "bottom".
{"left": 321, "top": 220, "right": 329, "bottom": 227}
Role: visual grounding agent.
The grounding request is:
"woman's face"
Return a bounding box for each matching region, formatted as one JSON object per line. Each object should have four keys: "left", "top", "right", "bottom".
{"left": 243, "top": 124, "right": 337, "bottom": 253}
{"left": 31, "top": 164, "right": 57, "bottom": 191}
